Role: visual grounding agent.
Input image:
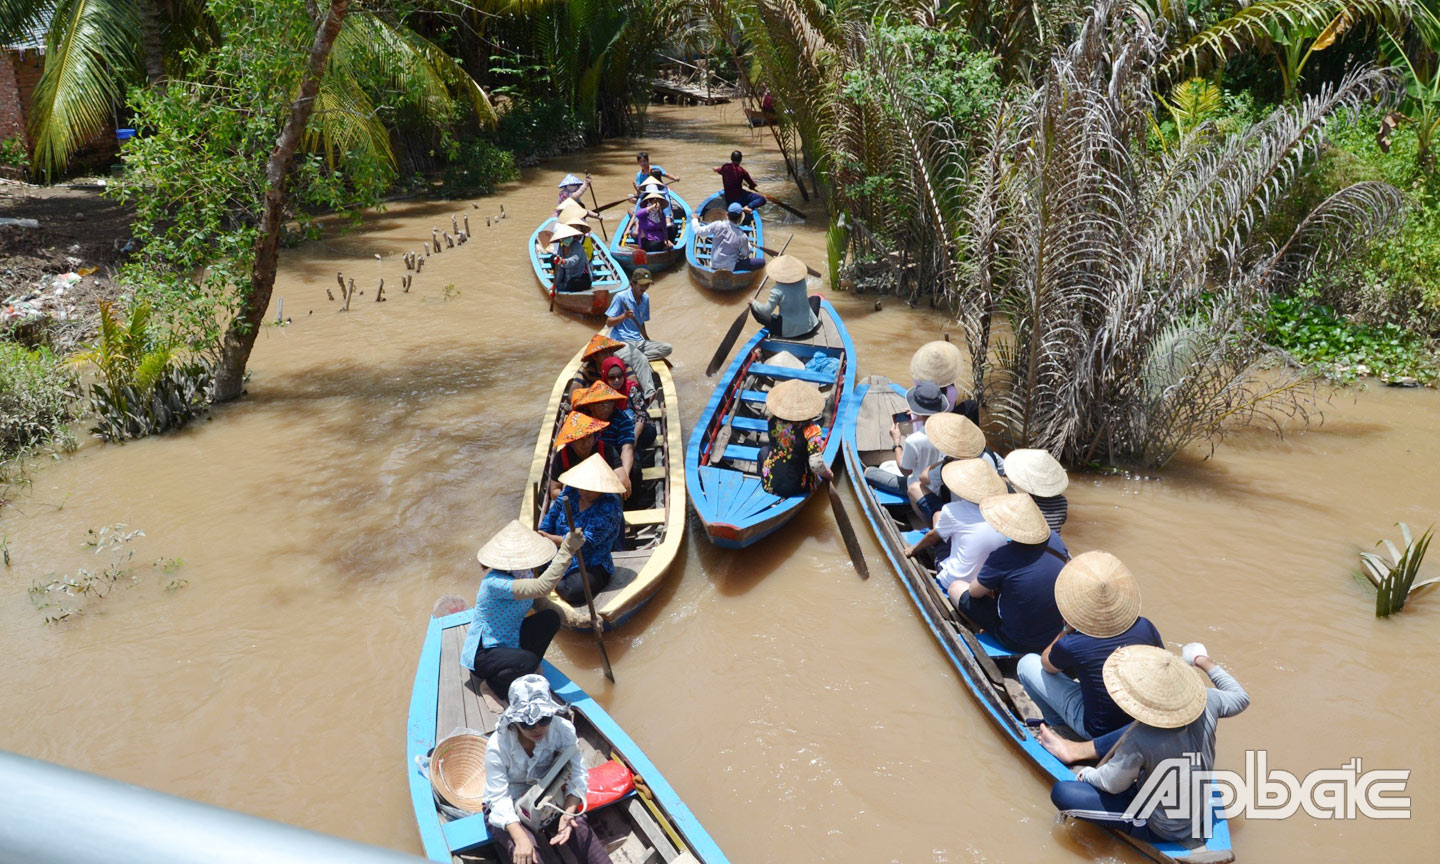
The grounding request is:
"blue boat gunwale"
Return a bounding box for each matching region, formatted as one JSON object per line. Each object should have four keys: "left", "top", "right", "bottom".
{"left": 839, "top": 378, "right": 1234, "bottom": 864}
{"left": 684, "top": 191, "right": 765, "bottom": 277}
{"left": 683, "top": 298, "right": 857, "bottom": 543}
{"left": 611, "top": 190, "right": 694, "bottom": 261}
{"left": 406, "top": 608, "right": 730, "bottom": 863}
{"left": 528, "top": 216, "right": 629, "bottom": 292}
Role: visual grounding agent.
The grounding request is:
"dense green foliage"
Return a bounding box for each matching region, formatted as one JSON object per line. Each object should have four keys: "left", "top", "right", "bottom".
{"left": 78, "top": 302, "right": 210, "bottom": 441}
{"left": 1263, "top": 295, "right": 1438, "bottom": 381}
{"left": 0, "top": 343, "right": 77, "bottom": 462}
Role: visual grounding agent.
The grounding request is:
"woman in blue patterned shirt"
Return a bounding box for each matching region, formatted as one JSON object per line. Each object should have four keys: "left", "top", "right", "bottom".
{"left": 537, "top": 454, "right": 626, "bottom": 605}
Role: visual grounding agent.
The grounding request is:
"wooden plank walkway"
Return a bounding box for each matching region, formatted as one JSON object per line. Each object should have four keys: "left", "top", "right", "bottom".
{"left": 650, "top": 79, "right": 733, "bottom": 105}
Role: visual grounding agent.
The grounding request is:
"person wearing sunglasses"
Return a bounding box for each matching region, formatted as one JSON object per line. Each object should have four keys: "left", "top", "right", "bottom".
{"left": 482, "top": 675, "right": 608, "bottom": 864}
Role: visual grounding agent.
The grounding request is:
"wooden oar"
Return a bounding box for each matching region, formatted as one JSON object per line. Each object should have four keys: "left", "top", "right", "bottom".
{"left": 707, "top": 383, "right": 746, "bottom": 465}
{"left": 704, "top": 234, "right": 793, "bottom": 377}
{"left": 540, "top": 229, "right": 557, "bottom": 312}
{"left": 826, "top": 476, "right": 870, "bottom": 580}
{"left": 593, "top": 197, "right": 633, "bottom": 213}
{"left": 589, "top": 185, "right": 609, "bottom": 242}
{"left": 766, "top": 196, "right": 806, "bottom": 220}
{"left": 757, "top": 246, "right": 821, "bottom": 277}
{"left": 562, "top": 497, "right": 615, "bottom": 683}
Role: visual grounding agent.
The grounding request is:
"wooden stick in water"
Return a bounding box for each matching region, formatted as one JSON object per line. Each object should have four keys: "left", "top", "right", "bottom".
{"left": 561, "top": 496, "right": 615, "bottom": 683}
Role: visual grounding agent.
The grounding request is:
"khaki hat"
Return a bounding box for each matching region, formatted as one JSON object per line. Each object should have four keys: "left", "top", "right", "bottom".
{"left": 941, "top": 459, "right": 1007, "bottom": 503}
{"left": 429, "top": 733, "right": 489, "bottom": 812}
{"left": 477, "top": 519, "right": 558, "bottom": 570}
{"left": 978, "top": 493, "right": 1050, "bottom": 545}
{"left": 924, "top": 412, "right": 985, "bottom": 459}
{"left": 1055, "top": 550, "right": 1141, "bottom": 638}
{"left": 549, "top": 221, "right": 588, "bottom": 244}
{"left": 765, "top": 255, "right": 808, "bottom": 284}
{"left": 557, "top": 452, "right": 627, "bottom": 494}
{"left": 633, "top": 268, "right": 654, "bottom": 286}
{"left": 765, "top": 379, "right": 825, "bottom": 422}
{"left": 1005, "top": 448, "right": 1069, "bottom": 496}
{"left": 1103, "top": 645, "right": 1208, "bottom": 729}
{"left": 558, "top": 200, "right": 589, "bottom": 223}
{"left": 910, "top": 341, "right": 966, "bottom": 388}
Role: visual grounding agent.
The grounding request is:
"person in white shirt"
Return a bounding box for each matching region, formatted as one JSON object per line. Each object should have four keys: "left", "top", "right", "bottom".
{"left": 691, "top": 202, "right": 765, "bottom": 273}
{"left": 904, "top": 458, "right": 1010, "bottom": 600}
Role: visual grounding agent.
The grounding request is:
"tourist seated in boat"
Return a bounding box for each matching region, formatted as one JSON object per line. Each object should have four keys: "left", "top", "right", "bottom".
{"left": 573, "top": 382, "right": 636, "bottom": 499}
{"left": 862, "top": 381, "right": 954, "bottom": 524}
{"left": 463, "top": 521, "right": 585, "bottom": 697}
{"left": 691, "top": 202, "right": 765, "bottom": 273}
{"left": 625, "top": 193, "right": 674, "bottom": 252}
{"left": 1005, "top": 449, "right": 1069, "bottom": 532}
{"left": 568, "top": 333, "right": 626, "bottom": 398}
{"left": 482, "top": 674, "right": 611, "bottom": 864}
{"left": 910, "top": 340, "right": 969, "bottom": 416}
{"left": 903, "top": 457, "right": 1009, "bottom": 596}
{"left": 758, "top": 380, "right": 833, "bottom": 497}
{"left": 639, "top": 173, "right": 676, "bottom": 221}
{"left": 1041, "top": 645, "right": 1250, "bottom": 844}
{"left": 749, "top": 255, "right": 821, "bottom": 339}
{"left": 715, "top": 150, "right": 765, "bottom": 212}
{"left": 549, "top": 410, "right": 620, "bottom": 499}
{"left": 549, "top": 222, "right": 593, "bottom": 294}
{"left": 605, "top": 268, "right": 670, "bottom": 399}
{"left": 1017, "top": 551, "right": 1163, "bottom": 739}
{"left": 635, "top": 151, "right": 679, "bottom": 189}
{"left": 554, "top": 172, "right": 594, "bottom": 218}
{"left": 537, "top": 453, "right": 626, "bottom": 604}
{"left": 956, "top": 492, "right": 1069, "bottom": 653}
{"left": 601, "top": 355, "right": 656, "bottom": 505}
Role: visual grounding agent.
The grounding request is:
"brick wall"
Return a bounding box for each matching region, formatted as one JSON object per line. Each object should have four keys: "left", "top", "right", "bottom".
{"left": 0, "top": 51, "right": 25, "bottom": 144}
{"left": 0, "top": 47, "right": 119, "bottom": 170}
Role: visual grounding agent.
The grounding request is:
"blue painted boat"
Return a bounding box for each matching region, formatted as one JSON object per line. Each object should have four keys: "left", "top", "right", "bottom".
{"left": 840, "top": 376, "right": 1236, "bottom": 864}
{"left": 530, "top": 217, "right": 629, "bottom": 317}
{"left": 684, "top": 298, "right": 856, "bottom": 548}
{"left": 685, "top": 191, "right": 765, "bottom": 292}
{"left": 407, "top": 596, "right": 730, "bottom": 864}
{"left": 611, "top": 190, "right": 693, "bottom": 274}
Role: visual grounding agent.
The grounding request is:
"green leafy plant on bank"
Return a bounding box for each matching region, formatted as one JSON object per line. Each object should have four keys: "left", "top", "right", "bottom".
{"left": 1362, "top": 522, "right": 1437, "bottom": 616}
{"left": 437, "top": 135, "right": 518, "bottom": 197}
{"left": 0, "top": 136, "right": 27, "bottom": 171}
{"left": 1263, "top": 296, "right": 1438, "bottom": 382}
{"left": 0, "top": 342, "right": 79, "bottom": 463}
{"left": 77, "top": 301, "right": 211, "bottom": 442}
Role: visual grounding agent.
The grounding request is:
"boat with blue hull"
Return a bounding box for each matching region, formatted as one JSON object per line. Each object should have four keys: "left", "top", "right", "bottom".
{"left": 839, "top": 375, "right": 1236, "bottom": 864}
{"left": 407, "top": 596, "right": 730, "bottom": 864}
{"left": 685, "top": 192, "right": 764, "bottom": 293}
{"left": 530, "top": 217, "right": 629, "bottom": 317}
{"left": 611, "top": 191, "right": 694, "bottom": 274}
{"left": 684, "top": 298, "right": 856, "bottom": 548}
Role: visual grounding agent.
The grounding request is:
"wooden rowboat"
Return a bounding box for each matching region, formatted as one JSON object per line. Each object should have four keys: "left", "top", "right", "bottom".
{"left": 840, "top": 375, "right": 1237, "bottom": 864}
{"left": 684, "top": 298, "right": 856, "bottom": 548}
{"left": 407, "top": 595, "right": 729, "bottom": 864}
{"left": 518, "top": 339, "right": 685, "bottom": 631}
{"left": 685, "top": 191, "right": 765, "bottom": 293}
{"left": 530, "top": 217, "right": 630, "bottom": 317}
{"left": 611, "top": 190, "right": 694, "bottom": 274}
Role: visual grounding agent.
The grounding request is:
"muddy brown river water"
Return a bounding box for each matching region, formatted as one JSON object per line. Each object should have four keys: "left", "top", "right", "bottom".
{"left": 2, "top": 105, "right": 1438, "bottom": 863}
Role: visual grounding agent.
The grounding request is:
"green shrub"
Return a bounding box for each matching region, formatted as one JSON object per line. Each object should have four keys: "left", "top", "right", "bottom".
{"left": 438, "top": 137, "right": 518, "bottom": 197}
{"left": 1263, "top": 295, "right": 1438, "bottom": 383}
{"left": 0, "top": 137, "right": 27, "bottom": 171}
{"left": 0, "top": 342, "right": 78, "bottom": 461}
{"left": 77, "top": 301, "right": 210, "bottom": 442}
{"left": 494, "top": 97, "right": 586, "bottom": 166}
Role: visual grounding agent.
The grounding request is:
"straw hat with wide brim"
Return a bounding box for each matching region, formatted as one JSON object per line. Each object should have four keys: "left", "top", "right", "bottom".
{"left": 979, "top": 493, "right": 1051, "bottom": 545}
{"left": 429, "top": 733, "right": 489, "bottom": 812}
{"left": 1005, "top": 448, "right": 1070, "bottom": 496}
{"left": 558, "top": 200, "right": 590, "bottom": 224}
{"left": 766, "top": 379, "right": 826, "bottom": 422}
{"left": 1103, "top": 645, "right": 1208, "bottom": 729}
{"left": 558, "top": 452, "right": 627, "bottom": 494}
{"left": 549, "top": 221, "right": 588, "bottom": 244}
{"left": 924, "top": 412, "right": 986, "bottom": 459}
{"left": 1056, "top": 550, "right": 1141, "bottom": 638}
{"left": 477, "top": 519, "right": 558, "bottom": 570}
{"left": 941, "top": 458, "right": 1007, "bottom": 503}
{"left": 642, "top": 192, "right": 668, "bottom": 204}
{"left": 910, "top": 341, "right": 966, "bottom": 389}
{"left": 765, "top": 255, "right": 809, "bottom": 284}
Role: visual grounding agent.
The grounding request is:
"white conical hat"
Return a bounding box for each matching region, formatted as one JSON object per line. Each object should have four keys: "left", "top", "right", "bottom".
{"left": 476, "top": 520, "right": 557, "bottom": 570}
{"left": 765, "top": 379, "right": 825, "bottom": 422}
{"left": 941, "top": 458, "right": 1007, "bottom": 503}
{"left": 1005, "top": 448, "right": 1069, "bottom": 496}
{"left": 924, "top": 412, "right": 985, "bottom": 459}
{"left": 910, "top": 341, "right": 966, "bottom": 388}
{"left": 978, "top": 493, "right": 1050, "bottom": 545}
{"left": 549, "top": 222, "right": 587, "bottom": 244}
{"left": 1103, "top": 645, "right": 1208, "bottom": 729}
{"left": 1055, "top": 550, "right": 1141, "bottom": 638}
{"left": 557, "top": 452, "right": 626, "bottom": 494}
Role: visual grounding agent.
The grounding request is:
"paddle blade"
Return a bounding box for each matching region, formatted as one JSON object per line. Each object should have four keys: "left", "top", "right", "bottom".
{"left": 706, "top": 308, "right": 749, "bottom": 377}
{"left": 827, "top": 481, "right": 870, "bottom": 580}
{"left": 709, "top": 424, "right": 732, "bottom": 466}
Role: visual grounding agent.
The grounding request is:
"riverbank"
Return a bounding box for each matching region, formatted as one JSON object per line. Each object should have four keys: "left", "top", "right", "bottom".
{"left": 1, "top": 104, "right": 1438, "bottom": 863}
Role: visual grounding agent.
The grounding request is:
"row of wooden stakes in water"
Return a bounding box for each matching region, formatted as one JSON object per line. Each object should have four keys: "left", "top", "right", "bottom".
{"left": 328, "top": 204, "right": 507, "bottom": 309}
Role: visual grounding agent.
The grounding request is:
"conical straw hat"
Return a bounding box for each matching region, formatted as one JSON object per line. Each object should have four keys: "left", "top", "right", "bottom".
{"left": 554, "top": 410, "right": 608, "bottom": 450}
{"left": 558, "top": 173, "right": 583, "bottom": 188}
{"left": 941, "top": 458, "right": 1007, "bottom": 503}
{"left": 1103, "top": 645, "right": 1208, "bottom": 729}
{"left": 549, "top": 221, "right": 587, "bottom": 244}
{"left": 978, "top": 493, "right": 1050, "bottom": 545}
{"left": 642, "top": 192, "right": 668, "bottom": 204}
{"left": 557, "top": 200, "right": 590, "bottom": 225}
{"left": 557, "top": 452, "right": 627, "bottom": 494}
{"left": 1055, "top": 550, "right": 1141, "bottom": 638}
{"left": 429, "top": 733, "right": 489, "bottom": 812}
{"left": 477, "top": 519, "right": 558, "bottom": 570}
{"left": 572, "top": 381, "right": 628, "bottom": 409}
{"left": 1005, "top": 448, "right": 1070, "bottom": 496}
{"left": 766, "top": 379, "right": 825, "bottom": 422}
{"left": 924, "top": 412, "right": 985, "bottom": 459}
{"left": 582, "top": 333, "right": 625, "bottom": 359}
{"left": 765, "top": 255, "right": 808, "bottom": 284}
{"left": 910, "top": 341, "right": 966, "bottom": 388}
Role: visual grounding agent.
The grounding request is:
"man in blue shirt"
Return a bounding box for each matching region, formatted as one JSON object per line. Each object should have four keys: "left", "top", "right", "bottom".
{"left": 956, "top": 492, "right": 1069, "bottom": 653}
{"left": 605, "top": 268, "right": 671, "bottom": 398}
{"left": 634, "top": 151, "right": 679, "bottom": 189}
{"left": 1018, "top": 551, "right": 1165, "bottom": 737}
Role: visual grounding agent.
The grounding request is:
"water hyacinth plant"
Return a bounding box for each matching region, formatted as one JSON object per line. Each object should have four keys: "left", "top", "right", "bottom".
{"left": 1362, "top": 522, "right": 1437, "bottom": 616}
